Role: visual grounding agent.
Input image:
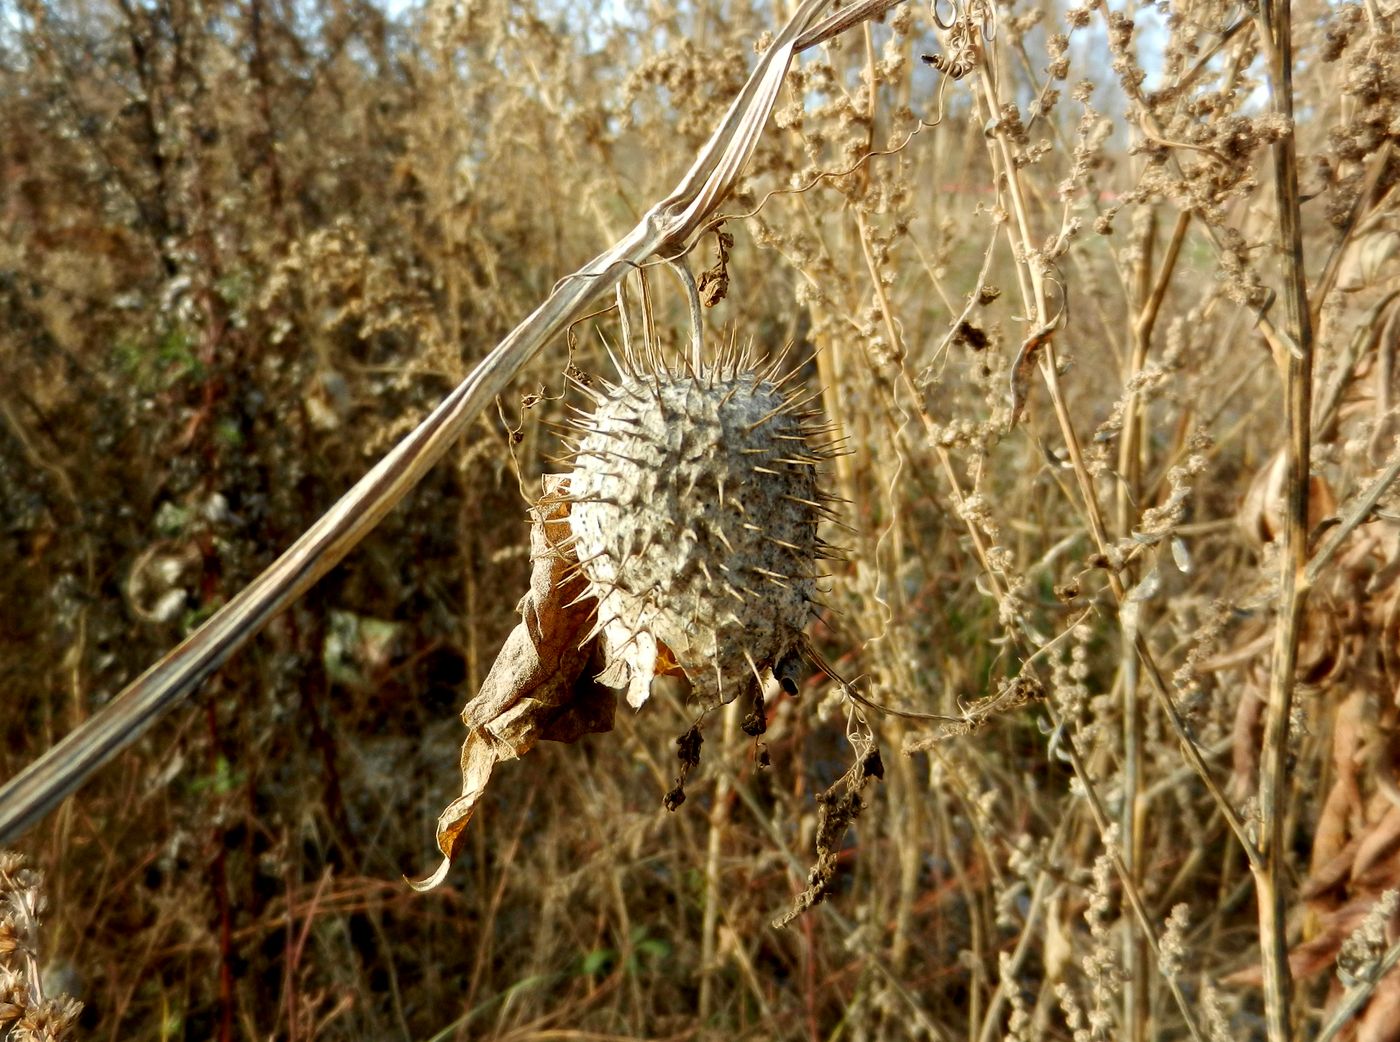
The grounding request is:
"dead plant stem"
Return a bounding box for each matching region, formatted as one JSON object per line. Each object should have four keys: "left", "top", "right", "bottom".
{"left": 698, "top": 701, "right": 739, "bottom": 1021}
{"left": 727, "top": 770, "right": 952, "bottom": 1042}
{"left": 1137, "top": 632, "right": 1260, "bottom": 867}
{"left": 1255, "top": 0, "right": 1314, "bottom": 1037}
{"left": 968, "top": 28, "right": 1258, "bottom": 1039}
{"left": 973, "top": 822, "right": 1070, "bottom": 1042}
{"left": 1114, "top": 205, "right": 1188, "bottom": 1042}
{"left": 1050, "top": 708, "right": 1208, "bottom": 1042}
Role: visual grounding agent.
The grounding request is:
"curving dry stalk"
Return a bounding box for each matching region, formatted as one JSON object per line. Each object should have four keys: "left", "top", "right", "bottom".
{"left": 0, "top": 0, "right": 910, "bottom": 846}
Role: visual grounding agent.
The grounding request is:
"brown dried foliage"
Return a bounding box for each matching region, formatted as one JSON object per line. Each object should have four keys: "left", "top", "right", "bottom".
{"left": 6, "top": 0, "right": 1400, "bottom": 1039}
{"left": 413, "top": 478, "right": 615, "bottom": 891}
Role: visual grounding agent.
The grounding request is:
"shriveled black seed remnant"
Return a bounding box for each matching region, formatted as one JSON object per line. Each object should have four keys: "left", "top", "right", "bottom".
{"left": 741, "top": 688, "right": 767, "bottom": 737}
{"left": 676, "top": 724, "right": 703, "bottom": 765}
{"left": 862, "top": 748, "right": 884, "bottom": 780}
{"left": 954, "top": 320, "right": 989, "bottom": 351}
{"left": 663, "top": 723, "right": 705, "bottom": 812}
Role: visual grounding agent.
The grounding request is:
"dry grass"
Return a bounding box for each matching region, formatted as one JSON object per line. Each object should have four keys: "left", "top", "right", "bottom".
{"left": 3, "top": 0, "right": 1400, "bottom": 1039}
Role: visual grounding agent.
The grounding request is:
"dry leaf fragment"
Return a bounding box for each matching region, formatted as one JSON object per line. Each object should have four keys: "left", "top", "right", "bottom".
{"left": 411, "top": 478, "right": 614, "bottom": 891}
{"left": 772, "top": 743, "right": 884, "bottom": 928}
{"left": 1352, "top": 807, "right": 1400, "bottom": 889}
{"left": 662, "top": 723, "right": 704, "bottom": 812}
{"left": 1008, "top": 319, "right": 1059, "bottom": 428}
{"left": 1238, "top": 448, "right": 1339, "bottom": 548}
{"left": 697, "top": 227, "right": 734, "bottom": 308}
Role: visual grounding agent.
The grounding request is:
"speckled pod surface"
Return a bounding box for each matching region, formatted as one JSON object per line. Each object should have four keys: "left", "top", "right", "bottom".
{"left": 559, "top": 350, "right": 843, "bottom": 709}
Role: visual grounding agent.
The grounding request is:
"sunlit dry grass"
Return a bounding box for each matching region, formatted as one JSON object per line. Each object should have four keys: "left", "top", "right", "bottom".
{"left": 2, "top": 0, "right": 1400, "bottom": 1040}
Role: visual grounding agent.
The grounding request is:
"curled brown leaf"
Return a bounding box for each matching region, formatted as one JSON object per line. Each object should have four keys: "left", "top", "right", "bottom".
{"left": 411, "top": 477, "right": 614, "bottom": 891}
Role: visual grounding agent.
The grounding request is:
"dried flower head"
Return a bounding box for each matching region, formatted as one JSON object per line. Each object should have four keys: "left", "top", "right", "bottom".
{"left": 0, "top": 852, "right": 81, "bottom": 1041}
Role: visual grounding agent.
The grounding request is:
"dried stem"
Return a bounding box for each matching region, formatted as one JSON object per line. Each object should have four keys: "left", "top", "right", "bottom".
{"left": 1254, "top": 0, "right": 1314, "bottom": 1038}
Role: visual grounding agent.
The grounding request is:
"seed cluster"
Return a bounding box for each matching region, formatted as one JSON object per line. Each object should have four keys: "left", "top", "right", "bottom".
{"left": 556, "top": 348, "right": 843, "bottom": 709}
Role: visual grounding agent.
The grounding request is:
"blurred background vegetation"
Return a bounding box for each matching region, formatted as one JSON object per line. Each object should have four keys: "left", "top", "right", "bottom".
{"left": 3, "top": 0, "right": 1400, "bottom": 1039}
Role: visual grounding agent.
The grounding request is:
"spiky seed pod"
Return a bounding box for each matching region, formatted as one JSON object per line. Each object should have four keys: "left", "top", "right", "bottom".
{"left": 559, "top": 347, "right": 843, "bottom": 710}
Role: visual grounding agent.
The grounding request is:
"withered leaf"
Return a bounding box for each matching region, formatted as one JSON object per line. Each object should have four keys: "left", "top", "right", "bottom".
{"left": 772, "top": 740, "right": 883, "bottom": 928}
{"left": 1311, "top": 691, "right": 1368, "bottom": 880}
{"left": 1008, "top": 319, "right": 1058, "bottom": 428}
{"left": 697, "top": 226, "right": 734, "bottom": 308}
{"left": 410, "top": 478, "right": 613, "bottom": 891}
